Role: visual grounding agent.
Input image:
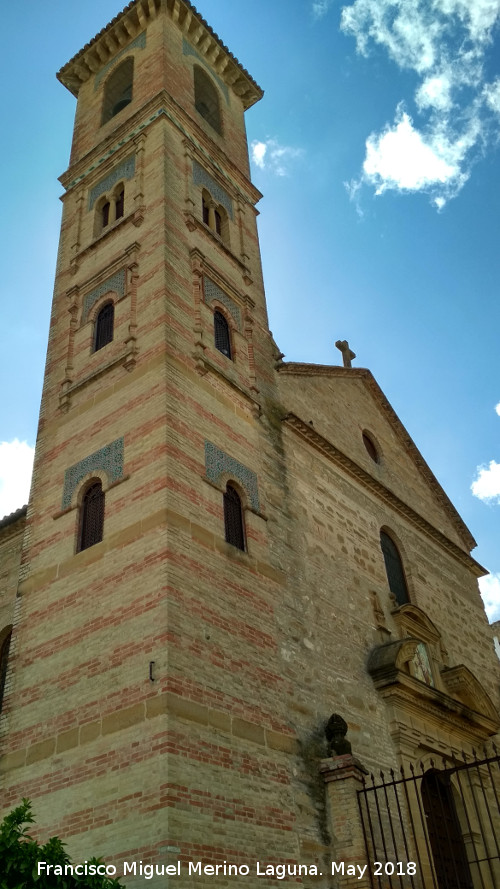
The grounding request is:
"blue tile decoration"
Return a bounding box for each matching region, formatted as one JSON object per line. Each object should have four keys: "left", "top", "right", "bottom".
{"left": 82, "top": 269, "right": 126, "bottom": 323}
{"left": 62, "top": 438, "right": 124, "bottom": 508}
{"left": 182, "top": 39, "right": 229, "bottom": 103}
{"left": 94, "top": 32, "right": 147, "bottom": 89}
{"left": 193, "top": 161, "right": 233, "bottom": 219}
{"left": 203, "top": 277, "right": 241, "bottom": 330}
{"left": 89, "top": 156, "right": 136, "bottom": 209}
{"left": 205, "top": 441, "right": 259, "bottom": 512}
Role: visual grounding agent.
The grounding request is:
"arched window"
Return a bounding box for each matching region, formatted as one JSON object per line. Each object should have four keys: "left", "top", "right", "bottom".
{"left": 94, "top": 302, "right": 114, "bottom": 352}
{"left": 115, "top": 187, "right": 124, "bottom": 220}
{"left": 78, "top": 481, "right": 105, "bottom": 552}
{"left": 194, "top": 66, "right": 222, "bottom": 134}
{"left": 102, "top": 58, "right": 134, "bottom": 125}
{"left": 201, "top": 191, "right": 229, "bottom": 243}
{"left": 224, "top": 484, "right": 245, "bottom": 551}
{"left": 380, "top": 531, "right": 409, "bottom": 605}
{"left": 214, "top": 310, "right": 231, "bottom": 359}
{"left": 0, "top": 630, "right": 12, "bottom": 713}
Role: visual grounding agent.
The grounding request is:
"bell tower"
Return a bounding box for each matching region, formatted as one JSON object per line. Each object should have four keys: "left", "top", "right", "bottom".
{"left": 0, "top": 0, "right": 292, "bottom": 873}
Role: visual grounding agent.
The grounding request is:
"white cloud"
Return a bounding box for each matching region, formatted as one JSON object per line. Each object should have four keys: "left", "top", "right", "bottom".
{"left": 0, "top": 440, "right": 34, "bottom": 519}
{"left": 363, "top": 110, "right": 458, "bottom": 193}
{"left": 338, "top": 0, "right": 500, "bottom": 206}
{"left": 312, "top": 0, "right": 335, "bottom": 17}
{"left": 495, "top": 402, "right": 500, "bottom": 416}
{"left": 250, "top": 139, "right": 304, "bottom": 176}
{"left": 479, "top": 573, "right": 500, "bottom": 623}
{"left": 484, "top": 78, "right": 500, "bottom": 114}
{"left": 471, "top": 460, "right": 500, "bottom": 503}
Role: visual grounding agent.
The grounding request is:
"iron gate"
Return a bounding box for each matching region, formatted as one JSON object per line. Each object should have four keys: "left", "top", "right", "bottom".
{"left": 358, "top": 746, "right": 500, "bottom": 889}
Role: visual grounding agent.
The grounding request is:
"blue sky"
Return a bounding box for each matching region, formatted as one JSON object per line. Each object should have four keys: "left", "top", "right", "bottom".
{"left": 1, "top": 0, "right": 500, "bottom": 617}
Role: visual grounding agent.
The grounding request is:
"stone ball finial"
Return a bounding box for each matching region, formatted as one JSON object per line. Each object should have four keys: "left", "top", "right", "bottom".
{"left": 325, "top": 713, "right": 352, "bottom": 756}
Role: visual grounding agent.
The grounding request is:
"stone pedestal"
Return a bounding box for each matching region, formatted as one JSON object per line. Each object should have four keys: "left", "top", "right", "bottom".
{"left": 320, "top": 754, "right": 371, "bottom": 888}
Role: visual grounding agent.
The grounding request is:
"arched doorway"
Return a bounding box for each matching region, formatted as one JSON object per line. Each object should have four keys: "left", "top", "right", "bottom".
{"left": 421, "top": 769, "right": 473, "bottom": 888}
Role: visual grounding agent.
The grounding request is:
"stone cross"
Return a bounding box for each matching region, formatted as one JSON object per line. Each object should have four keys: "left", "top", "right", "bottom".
{"left": 335, "top": 339, "right": 356, "bottom": 368}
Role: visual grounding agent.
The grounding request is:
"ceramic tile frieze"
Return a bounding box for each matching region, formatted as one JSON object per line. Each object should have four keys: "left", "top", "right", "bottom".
{"left": 89, "top": 156, "right": 136, "bottom": 209}
{"left": 203, "top": 277, "right": 241, "bottom": 330}
{"left": 193, "top": 161, "right": 233, "bottom": 219}
{"left": 62, "top": 438, "right": 124, "bottom": 508}
{"left": 82, "top": 269, "right": 126, "bottom": 323}
{"left": 205, "top": 441, "right": 259, "bottom": 512}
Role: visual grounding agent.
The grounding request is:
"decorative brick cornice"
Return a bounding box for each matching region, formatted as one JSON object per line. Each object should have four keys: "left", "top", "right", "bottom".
{"left": 283, "top": 412, "right": 485, "bottom": 576}
{"left": 57, "top": 0, "right": 263, "bottom": 109}
{"left": 279, "top": 362, "right": 476, "bottom": 553}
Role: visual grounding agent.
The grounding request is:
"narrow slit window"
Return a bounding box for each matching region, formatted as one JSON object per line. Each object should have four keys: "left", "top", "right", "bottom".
{"left": 102, "top": 201, "right": 111, "bottom": 228}
{"left": 115, "top": 187, "right": 124, "bottom": 220}
{"left": 224, "top": 484, "right": 245, "bottom": 551}
{"left": 78, "top": 482, "right": 105, "bottom": 552}
{"left": 0, "top": 630, "right": 12, "bottom": 713}
{"left": 380, "top": 531, "right": 409, "bottom": 606}
{"left": 94, "top": 302, "right": 114, "bottom": 352}
{"left": 214, "top": 310, "right": 231, "bottom": 359}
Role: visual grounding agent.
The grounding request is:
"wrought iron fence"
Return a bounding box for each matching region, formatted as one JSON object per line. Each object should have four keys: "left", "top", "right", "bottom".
{"left": 358, "top": 746, "right": 500, "bottom": 889}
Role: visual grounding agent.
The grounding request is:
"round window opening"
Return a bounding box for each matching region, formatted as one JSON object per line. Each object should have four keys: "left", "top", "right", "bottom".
{"left": 362, "top": 432, "right": 379, "bottom": 463}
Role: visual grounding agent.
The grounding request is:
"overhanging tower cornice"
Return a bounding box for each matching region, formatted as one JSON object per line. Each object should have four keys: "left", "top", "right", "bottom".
{"left": 56, "top": 0, "right": 263, "bottom": 110}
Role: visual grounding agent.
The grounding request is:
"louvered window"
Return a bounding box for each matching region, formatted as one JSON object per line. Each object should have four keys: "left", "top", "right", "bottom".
{"left": 115, "top": 188, "right": 124, "bottom": 219}
{"left": 214, "top": 310, "right": 231, "bottom": 359}
{"left": 380, "top": 531, "right": 409, "bottom": 605}
{"left": 0, "top": 630, "right": 12, "bottom": 713}
{"left": 224, "top": 484, "right": 245, "bottom": 551}
{"left": 94, "top": 302, "right": 114, "bottom": 352}
{"left": 79, "top": 482, "right": 105, "bottom": 552}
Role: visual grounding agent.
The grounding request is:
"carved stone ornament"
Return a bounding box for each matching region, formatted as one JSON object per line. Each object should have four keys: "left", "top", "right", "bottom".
{"left": 325, "top": 713, "right": 352, "bottom": 756}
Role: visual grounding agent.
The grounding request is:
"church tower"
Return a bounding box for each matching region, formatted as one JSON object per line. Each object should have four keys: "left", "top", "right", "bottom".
{"left": 1, "top": 0, "right": 287, "bottom": 870}
{"left": 2, "top": 2, "right": 500, "bottom": 886}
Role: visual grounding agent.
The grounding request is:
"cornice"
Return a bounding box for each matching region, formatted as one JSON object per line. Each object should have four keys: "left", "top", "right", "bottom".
{"left": 279, "top": 362, "right": 476, "bottom": 552}
{"left": 59, "top": 91, "right": 262, "bottom": 208}
{"left": 282, "top": 412, "right": 485, "bottom": 577}
{"left": 56, "top": 0, "right": 263, "bottom": 110}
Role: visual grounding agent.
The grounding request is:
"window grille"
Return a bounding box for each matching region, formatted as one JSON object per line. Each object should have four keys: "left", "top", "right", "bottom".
{"left": 214, "top": 310, "right": 231, "bottom": 359}
{"left": 79, "top": 482, "right": 105, "bottom": 551}
{"left": 194, "top": 67, "right": 222, "bottom": 134}
{"left": 380, "top": 531, "right": 409, "bottom": 605}
{"left": 224, "top": 484, "right": 245, "bottom": 551}
{"left": 0, "top": 630, "right": 12, "bottom": 713}
{"left": 94, "top": 302, "right": 114, "bottom": 352}
{"left": 115, "top": 188, "right": 124, "bottom": 219}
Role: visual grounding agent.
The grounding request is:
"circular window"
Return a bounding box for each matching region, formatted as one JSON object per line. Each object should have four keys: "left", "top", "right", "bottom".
{"left": 362, "top": 431, "right": 379, "bottom": 463}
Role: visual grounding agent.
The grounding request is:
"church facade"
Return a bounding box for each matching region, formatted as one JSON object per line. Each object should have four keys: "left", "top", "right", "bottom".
{"left": 1, "top": 2, "right": 499, "bottom": 887}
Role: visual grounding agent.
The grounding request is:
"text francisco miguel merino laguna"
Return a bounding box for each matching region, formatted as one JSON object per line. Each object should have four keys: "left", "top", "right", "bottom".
{"left": 37, "top": 860, "right": 416, "bottom": 880}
